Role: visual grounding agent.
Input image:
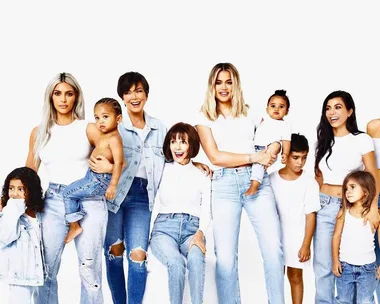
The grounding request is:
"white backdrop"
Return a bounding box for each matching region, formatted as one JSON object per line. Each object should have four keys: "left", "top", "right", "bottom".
{"left": 1, "top": 2, "right": 380, "bottom": 303}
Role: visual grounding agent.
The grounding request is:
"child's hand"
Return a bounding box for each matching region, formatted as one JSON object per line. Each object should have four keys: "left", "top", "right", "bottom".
{"left": 332, "top": 260, "right": 342, "bottom": 277}
{"left": 298, "top": 245, "right": 311, "bottom": 262}
{"left": 281, "top": 153, "right": 288, "bottom": 164}
{"left": 105, "top": 185, "right": 117, "bottom": 200}
{"left": 189, "top": 230, "right": 206, "bottom": 254}
{"left": 377, "top": 266, "right": 380, "bottom": 279}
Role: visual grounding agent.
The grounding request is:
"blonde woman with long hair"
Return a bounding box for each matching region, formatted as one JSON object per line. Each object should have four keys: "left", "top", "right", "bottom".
{"left": 26, "top": 73, "right": 108, "bottom": 304}
{"left": 195, "top": 63, "right": 284, "bottom": 304}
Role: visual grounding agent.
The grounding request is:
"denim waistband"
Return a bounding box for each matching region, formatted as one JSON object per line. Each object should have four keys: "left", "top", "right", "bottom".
{"left": 158, "top": 213, "right": 199, "bottom": 221}
{"left": 320, "top": 192, "right": 342, "bottom": 207}
{"left": 214, "top": 166, "right": 253, "bottom": 176}
{"left": 255, "top": 145, "right": 266, "bottom": 150}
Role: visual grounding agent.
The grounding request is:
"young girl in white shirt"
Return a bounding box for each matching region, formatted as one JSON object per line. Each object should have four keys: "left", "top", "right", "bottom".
{"left": 332, "top": 170, "right": 380, "bottom": 303}
{"left": 0, "top": 167, "right": 45, "bottom": 304}
{"left": 149, "top": 122, "right": 211, "bottom": 304}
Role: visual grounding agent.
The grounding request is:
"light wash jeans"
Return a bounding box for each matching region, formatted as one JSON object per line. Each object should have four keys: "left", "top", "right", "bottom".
{"left": 212, "top": 167, "right": 284, "bottom": 304}
{"left": 313, "top": 193, "right": 342, "bottom": 304}
{"left": 150, "top": 213, "right": 205, "bottom": 304}
{"left": 104, "top": 177, "right": 151, "bottom": 304}
{"left": 63, "top": 169, "right": 111, "bottom": 223}
{"left": 9, "top": 285, "right": 37, "bottom": 304}
{"left": 336, "top": 261, "right": 378, "bottom": 303}
{"left": 36, "top": 183, "right": 108, "bottom": 304}
{"left": 250, "top": 145, "right": 266, "bottom": 183}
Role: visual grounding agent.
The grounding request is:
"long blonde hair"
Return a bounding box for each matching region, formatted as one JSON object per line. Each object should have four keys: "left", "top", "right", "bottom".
{"left": 201, "top": 63, "right": 247, "bottom": 121}
{"left": 33, "top": 73, "right": 85, "bottom": 164}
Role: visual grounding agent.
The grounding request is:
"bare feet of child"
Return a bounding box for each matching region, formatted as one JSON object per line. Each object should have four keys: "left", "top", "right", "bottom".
{"left": 65, "top": 221, "right": 83, "bottom": 244}
{"left": 245, "top": 180, "right": 260, "bottom": 196}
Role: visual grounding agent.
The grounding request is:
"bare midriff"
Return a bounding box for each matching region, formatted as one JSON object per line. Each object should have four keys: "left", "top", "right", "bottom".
{"left": 320, "top": 183, "right": 343, "bottom": 198}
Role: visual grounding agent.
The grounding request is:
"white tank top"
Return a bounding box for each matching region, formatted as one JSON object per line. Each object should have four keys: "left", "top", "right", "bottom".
{"left": 39, "top": 120, "right": 91, "bottom": 185}
{"left": 339, "top": 209, "right": 375, "bottom": 265}
{"left": 373, "top": 138, "right": 380, "bottom": 169}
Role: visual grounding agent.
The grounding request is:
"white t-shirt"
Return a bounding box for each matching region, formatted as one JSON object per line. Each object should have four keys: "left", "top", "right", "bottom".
{"left": 157, "top": 161, "right": 211, "bottom": 233}
{"left": 373, "top": 138, "right": 380, "bottom": 169}
{"left": 194, "top": 109, "right": 260, "bottom": 171}
{"left": 26, "top": 214, "right": 41, "bottom": 241}
{"left": 39, "top": 119, "right": 91, "bottom": 185}
{"left": 270, "top": 170, "right": 321, "bottom": 269}
{"left": 254, "top": 115, "right": 291, "bottom": 147}
{"left": 319, "top": 133, "right": 374, "bottom": 185}
{"left": 339, "top": 209, "right": 375, "bottom": 265}
{"left": 134, "top": 125, "right": 149, "bottom": 179}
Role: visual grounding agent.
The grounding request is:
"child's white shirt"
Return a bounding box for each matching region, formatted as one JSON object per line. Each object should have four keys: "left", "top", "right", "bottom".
{"left": 270, "top": 170, "right": 320, "bottom": 269}
{"left": 254, "top": 114, "right": 291, "bottom": 147}
{"left": 339, "top": 209, "right": 375, "bottom": 265}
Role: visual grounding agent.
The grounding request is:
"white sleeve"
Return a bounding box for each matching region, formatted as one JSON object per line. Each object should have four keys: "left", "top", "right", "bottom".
{"left": 359, "top": 133, "right": 375, "bottom": 155}
{"left": 304, "top": 179, "right": 321, "bottom": 214}
{"left": 193, "top": 111, "right": 211, "bottom": 128}
{"left": 281, "top": 120, "right": 292, "bottom": 141}
{"left": 199, "top": 176, "right": 212, "bottom": 234}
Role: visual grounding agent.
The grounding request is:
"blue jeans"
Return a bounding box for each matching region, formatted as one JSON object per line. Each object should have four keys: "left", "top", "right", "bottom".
{"left": 250, "top": 145, "right": 266, "bottom": 183}
{"left": 336, "top": 261, "right": 378, "bottom": 303}
{"left": 374, "top": 194, "right": 380, "bottom": 302}
{"left": 212, "top": 167, "right": 284, "bottom": 304}
{"left": 104, "top": 177, "right": 151, "bottom": 304}
{"left": 36, "top": 183, "right": 108, "bottom": 304}
{"left": 150, "top": 213, "right": 205, "bottom": 304}
{"left": 313, "top": 193, "right": 342, "bottom": 304}
{"left": 63, "top": 169, "right": 111, "bottom": 223}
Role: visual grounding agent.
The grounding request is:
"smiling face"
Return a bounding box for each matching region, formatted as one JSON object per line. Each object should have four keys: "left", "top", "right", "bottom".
{"left": 215, "top": 70, "right": 233, "bottom": 104}
{"left": 170, "top": 133, "right": 190, "bottom": 165}
{"left": 122, "top": 82, "right": 147, "bottom": 115}
{"left": 325, "top": 97, "right": 353, "bottom": 131}
{"left": 266, "top": 96, "right": 288, "bottom": 120}
{"left": 345, "top": 178, "right": 366, "bottom": 204}
{"left": 94, "top": 104, "right": 121, "bottom": 133}
{"left": 51, "top": 82, "right": 77, "bottom": 116}
{"left": 8, "top": 179, "right": 26, "bottom": 199}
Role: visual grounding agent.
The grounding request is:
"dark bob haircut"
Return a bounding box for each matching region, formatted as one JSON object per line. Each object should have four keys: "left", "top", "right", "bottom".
{"left": 117, "top": 71, "right": 150, "bottom": 99}
{"left": 163, "top": 122, "right": 200, "bottom": 162}
{"left": 1, "top": 167, "right": 44, "bottom": 212}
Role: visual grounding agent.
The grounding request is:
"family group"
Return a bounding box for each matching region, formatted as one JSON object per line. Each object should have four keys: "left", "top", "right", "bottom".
{"left": 0, "top": 62, "right": 379, "bottom": 304}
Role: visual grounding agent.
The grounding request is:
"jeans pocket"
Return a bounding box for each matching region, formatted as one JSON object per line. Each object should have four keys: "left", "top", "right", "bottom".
{"left": 363, "top": 262, "right": 377, "bottom": 273}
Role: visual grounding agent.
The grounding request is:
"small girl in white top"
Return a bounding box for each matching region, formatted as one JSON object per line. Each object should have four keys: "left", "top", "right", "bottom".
{"left": 0, "top": 167, "right": 45, "bottom": 304}
{"left": 332, "top": 170, "right": 380, "bottom": 304}
{"left": 246, "top": 89, "right": 291, "bottom": 195}
{"left": 270, "top": 134, "right": 320, "bottom": 304}
{"left": 149, "top": 122, "right": 211, "bottom": 304}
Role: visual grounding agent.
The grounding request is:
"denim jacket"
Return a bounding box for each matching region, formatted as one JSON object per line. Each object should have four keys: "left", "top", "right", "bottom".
{"left": 0, "top": 198, "right": 45, "bottom": 286}
{"left": 108, "top": 112, "right": 167, "bottom": 213}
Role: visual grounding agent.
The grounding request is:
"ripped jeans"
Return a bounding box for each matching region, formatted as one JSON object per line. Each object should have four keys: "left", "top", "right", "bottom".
{"left": 36, "top": 183, "right": 108, "bottom": 304}
{"left": 104, "top": 177, "right": 151, "bottom": 304}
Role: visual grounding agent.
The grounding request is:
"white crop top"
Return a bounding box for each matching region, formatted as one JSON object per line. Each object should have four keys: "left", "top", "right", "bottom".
{"left": 195, "top": 109, "right": 260, "bottom": 170}
{"left": 319, "top": 133, "right": 374, "bottom": 185}
{"left": 373, "top": 138, "right": 380, "bottom": 169}
{"left": 39, "top": 120, "right": 91, "bottom": 185}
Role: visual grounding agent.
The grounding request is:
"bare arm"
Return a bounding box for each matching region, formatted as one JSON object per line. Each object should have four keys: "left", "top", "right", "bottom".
{"left": 105, "top": 134, "right": 125, "bottom": 200}
{"left": 281, "top": 140, "right": 291, "bottom": 164}
{"left": 362, "top": 151, "right": 380, "bottom": 231}
{"left": 332, "top": 209, "right": 344, "bottom": 277}
{"left": 25, "top": 126, "right": 40, "bottom": 171}
{"left": 86, "top": 122, "right": 101, "bottom": 146}
{"left": 298, "top": 212, "right": 316, "bottom": 262}
{"left": 196, "top": 125, "right": 276, "bottom": 168}
{"left": 315, "top": 171, "right": 324, "bottom": 189}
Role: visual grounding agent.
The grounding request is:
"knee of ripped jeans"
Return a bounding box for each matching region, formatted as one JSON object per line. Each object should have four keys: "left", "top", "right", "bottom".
{"left": 107, "top": 240, "right": 125, "bottom": 260}
{"left": 129, "top": 246, "right": 147, "bottom": 267}
{"left": 79, "top": 258, "right": 101, "bottom": 291}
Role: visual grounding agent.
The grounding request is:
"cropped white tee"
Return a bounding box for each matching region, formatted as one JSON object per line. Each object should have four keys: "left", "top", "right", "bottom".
{"left": 319, "top": 133, "right": 374, "bottom": 185}
{"left": 39, "top": 119, "right": 91, "bottom": 186}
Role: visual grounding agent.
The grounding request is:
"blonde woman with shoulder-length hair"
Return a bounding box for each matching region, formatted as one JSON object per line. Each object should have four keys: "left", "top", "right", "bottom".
{"left": 26, "top": 72, "right": 108, "bottom": 304}
{"left": 195, "top": 63, "right": 284, "bottom": 304}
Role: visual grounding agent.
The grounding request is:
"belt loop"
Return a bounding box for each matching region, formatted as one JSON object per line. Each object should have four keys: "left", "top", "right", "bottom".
{"left": 189, "top": 214, "right": 192, "bottom": 221}
{"left": 170, "top": 213, "right": 174, "bottom": 219}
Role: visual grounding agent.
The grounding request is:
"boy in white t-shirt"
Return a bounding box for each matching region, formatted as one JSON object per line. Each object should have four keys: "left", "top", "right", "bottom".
{"left": 270, "top": 133, "right": 320, "bottom": 304}
{"left": 246, "top": 89, "right": 291, "bottom": 195}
